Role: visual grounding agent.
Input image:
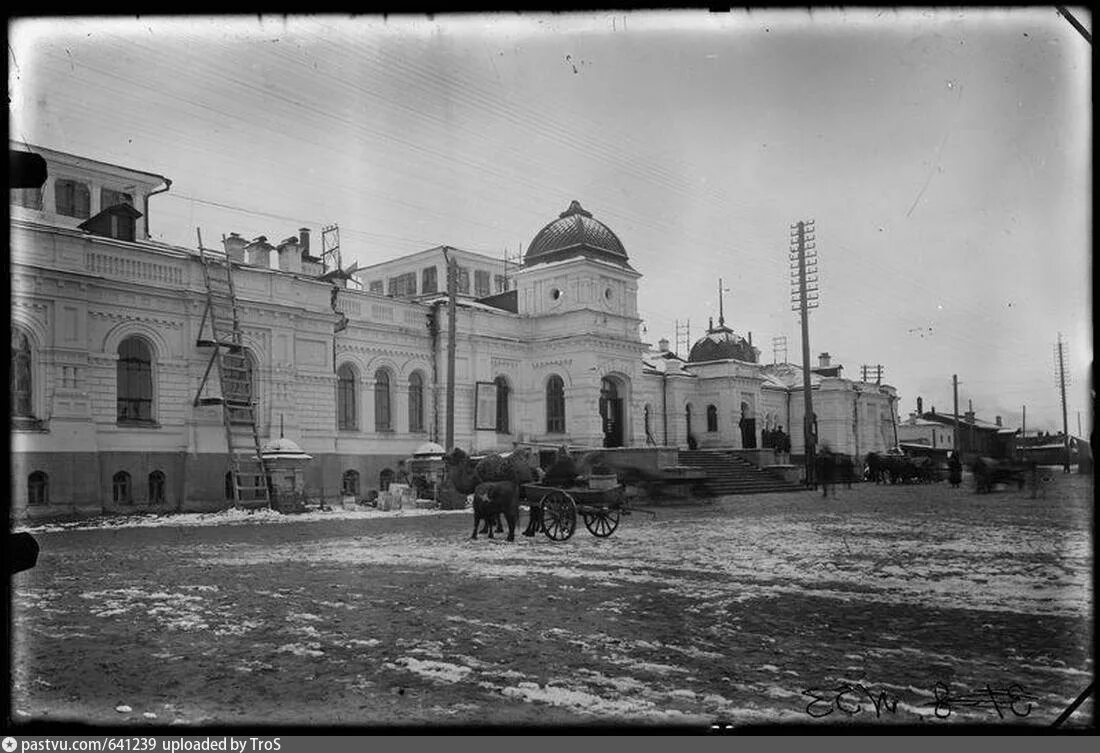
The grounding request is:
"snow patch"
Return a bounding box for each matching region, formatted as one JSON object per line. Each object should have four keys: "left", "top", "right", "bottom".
{"left": 385, "top": 657, "right": 472, "bottom": 684}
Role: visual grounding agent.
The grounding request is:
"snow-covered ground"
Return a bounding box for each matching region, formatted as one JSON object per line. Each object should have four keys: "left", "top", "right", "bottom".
{"left": 15, "top": 503, "right": 470, "bottom": 533}
{"left": 10, "top": 479, "right": 1093, "bottom": 727}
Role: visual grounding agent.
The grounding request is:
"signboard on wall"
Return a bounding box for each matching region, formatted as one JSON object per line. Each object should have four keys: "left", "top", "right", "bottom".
{"left": 475, "top": 381, "right": 497, "bottom": 431}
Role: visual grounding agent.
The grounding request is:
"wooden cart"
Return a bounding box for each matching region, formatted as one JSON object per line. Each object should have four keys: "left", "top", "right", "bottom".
{"left": 522, "top": 481, "right": 642, "bottom": 542}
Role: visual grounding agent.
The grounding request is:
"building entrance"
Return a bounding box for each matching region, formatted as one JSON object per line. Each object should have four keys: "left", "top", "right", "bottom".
{"left": 600, "top": 377, "right": 624, "bottom": 448}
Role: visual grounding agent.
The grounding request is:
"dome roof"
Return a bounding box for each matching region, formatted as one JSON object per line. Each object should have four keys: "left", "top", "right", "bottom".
{"left": 687, "top": 323, "right": 759, "bottom": 364}
{"left": 525, "top": 200, "right": 631, "bottom": 268}
{"left": 260, "top": 437, "right": 312, "bottom": 460}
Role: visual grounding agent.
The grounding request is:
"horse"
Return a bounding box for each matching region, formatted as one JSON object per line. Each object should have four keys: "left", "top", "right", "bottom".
{"left": 972, "top": 457, "right": 1030, "bottom": 494}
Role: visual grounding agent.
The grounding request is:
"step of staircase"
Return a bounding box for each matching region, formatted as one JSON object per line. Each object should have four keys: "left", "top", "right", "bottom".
{"left": 679, "top": 449, "right": 804, "bottom": 495}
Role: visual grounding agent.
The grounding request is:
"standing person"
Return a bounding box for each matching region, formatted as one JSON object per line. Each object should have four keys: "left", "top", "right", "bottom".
{"left": 948, "top": 451, "right": 962, "bottom": 488}
{"left": 777, "top": 426, "right": 790, "bottom": 463}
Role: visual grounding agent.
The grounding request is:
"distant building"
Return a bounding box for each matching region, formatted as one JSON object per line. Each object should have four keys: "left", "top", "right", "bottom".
{"left": 897, "top": 412, "right": 957, "bottom": 451}
{"left": 918, "top": 408, "right": 1018, "bottom": 462}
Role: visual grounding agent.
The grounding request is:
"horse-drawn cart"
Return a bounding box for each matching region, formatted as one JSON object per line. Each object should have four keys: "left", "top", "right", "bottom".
{"left": 522, "top": 479, "right": 643, "bottom": 542}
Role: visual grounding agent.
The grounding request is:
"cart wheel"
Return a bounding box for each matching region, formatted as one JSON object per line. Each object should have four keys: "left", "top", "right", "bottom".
{"left": 583, "top": 509, "right": 620, "bottom": 537}
{"left": 540, "top": 491, "right": 576, "bottom": 542}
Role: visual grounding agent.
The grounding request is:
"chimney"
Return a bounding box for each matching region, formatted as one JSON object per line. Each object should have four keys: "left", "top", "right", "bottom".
{"left": 223, "top": 232, "right": 247, "bottom": 263}
{"left": 916, "top": 396, "right": 923, "bottom": 415}
{"left": 245, "top": 236, "right": 273, "bottom": 268}
{"left": 748, "top": 331, "right": 753, "bottom": 346}
{"left": 818, "top": 352, "right": 831, "bottom": 368}
{"left": 908, "top": 411, "right": 917, "bottom": 424}
{"left": 277, "top": 235, "right": 302, "bottom": 273}
{"left": 995, "top": 416, "right": 1002, "bottom": 427}
{"left": 964, "top": 410, "right": 975, "bottom": 424}
{"left": 299, "top": 227, "right": 311, "bottom": 256}
{"left": 657, "top": 338, "right": 670, "bottom": 353}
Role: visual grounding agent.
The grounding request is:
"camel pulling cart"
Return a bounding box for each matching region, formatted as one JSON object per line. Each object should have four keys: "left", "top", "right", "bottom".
{"left": 522, "top": 474, "right": 649, "bottom": 542}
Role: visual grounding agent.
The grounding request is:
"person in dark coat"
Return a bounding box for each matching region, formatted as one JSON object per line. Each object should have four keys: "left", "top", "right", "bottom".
{"left": 948, "top": 451, "right": 963, "bottom": 488}
{"left": 524, "top": 446, "right": 577, "bottom": 537}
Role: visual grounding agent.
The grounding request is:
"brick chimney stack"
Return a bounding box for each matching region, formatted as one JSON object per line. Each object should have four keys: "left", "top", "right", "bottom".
{"left": 916, "top": 396, "right": 923, "bottom": 415}
{"left": 995, "top": 416, "right": 1002, "bottom": 427}
{"left": 245, "top": 236, "right": 273, "bottom": 268}
{"left": 819, "top": 352, "right": 831, "bottom": 368}
{"left": 299, "top": 227, "right": 311, "bottom": 256}
{"left": 277, "top": 236, "right": 302, "bottom": 273}
{"left": 223, "top": 232, "right": 247, "bottom": 263}
{"left": 658, "top": 338, "right": 670, "bottom": 353}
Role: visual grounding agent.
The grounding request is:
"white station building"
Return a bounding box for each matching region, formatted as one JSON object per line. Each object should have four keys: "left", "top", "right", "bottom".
{"left": 10, "top": 142, "right": 900, "bottom": 520}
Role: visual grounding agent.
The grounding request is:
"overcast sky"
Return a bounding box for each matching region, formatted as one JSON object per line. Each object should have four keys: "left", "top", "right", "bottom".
{"left": 9, "top": 9, "right": 1092, "bottom": 435}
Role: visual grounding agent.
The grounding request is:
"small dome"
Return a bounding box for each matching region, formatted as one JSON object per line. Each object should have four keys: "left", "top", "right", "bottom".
{"left": 687, "top": 324, "right": 758, "bottom": 364}
{"left": 525, "top": 200, "right": 631, "bottom": 268}
{"left": 413, "top": 441, "right": 446, "bottom": 457}
{"left": 261, "top": 437, "right": 304, "bottom": 454}
{"left": 259, "top": 437, "right": 312, "bottom": 460}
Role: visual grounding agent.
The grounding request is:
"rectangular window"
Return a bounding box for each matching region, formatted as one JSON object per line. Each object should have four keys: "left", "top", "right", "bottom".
{"left": 387, "top": 272, "right": 416, "bottom": 297}
{"left": 101, "top": 188, "right": 133, "bottom": 209}
{"left": 369, "top": 280, "right": 384, "bottom": 294}
{"left": 455, "top": 267, "right": 470, "bottom": 295}
{"left": 494, "top": 274, "right": 509, "bottom": 293}
{"left": 422, "top": 266, "right": 438, "bottom": 294}
{"left": 55, "top": 179, "right": 91, "bottom": 218}
{"left": 474, "top": 270, "right": 491, "bottom": 297}
{"left": 12, "top": 186, "right": 43, "bottom": 210}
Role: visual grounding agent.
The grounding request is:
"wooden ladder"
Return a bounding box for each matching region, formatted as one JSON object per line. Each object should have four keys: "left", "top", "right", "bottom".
{"left": 193, "top": 231, "right": 271, "bottom": 509}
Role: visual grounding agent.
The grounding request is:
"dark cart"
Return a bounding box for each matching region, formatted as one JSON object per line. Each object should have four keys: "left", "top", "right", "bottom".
{"left": 522, "top": 480, "right": 641, "bottom": 542}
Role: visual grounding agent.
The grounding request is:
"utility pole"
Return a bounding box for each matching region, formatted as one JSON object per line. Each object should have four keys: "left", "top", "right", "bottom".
{"left": 320, "top": 224, "right": 341, "bottom": 273}
{"left": 771, "top": 335, "right": 788, "bottom": 365}
{"left": 952, "top": 374, "right": 960, "bottom": 456}
{"left": 1057, "top": 333, "right": 1071, "bottom": 471}
{"left": 675, "top": 319, "right": 691, "bottom": 356}
{"left": 860, "top": 364, "right": 884, "bottom": 384}
{"left": 442, "top": 248, "right": 458, "bottom": 451}
{"left": 789, "top": 219, "right": 818, "bottom": 485}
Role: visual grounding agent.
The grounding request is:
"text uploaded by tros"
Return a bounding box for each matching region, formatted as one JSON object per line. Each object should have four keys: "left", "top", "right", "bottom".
{"left": 5, "top": 740, "right": 282, "bottom": 753}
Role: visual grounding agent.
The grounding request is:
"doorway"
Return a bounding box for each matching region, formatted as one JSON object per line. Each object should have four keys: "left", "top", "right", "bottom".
{"left": 600, "top": 377, "right": 624, "bottom": 448}
{"left": 740, "top": 401, "right": 757, "bottom": 449}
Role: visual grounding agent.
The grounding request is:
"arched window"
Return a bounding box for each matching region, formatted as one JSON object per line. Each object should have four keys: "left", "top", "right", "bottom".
{"left": 113, "top": 471, "right": 132, "bottom": 504}
{"left": 495, "top": 375, "right": 510, "bottom": 434}
{"left": 11, "top": 328, "right": 34, "bottom": 419}
{"left": 28, "top": 471, "right": 48, "bottom": 505}
{"left": 379, "top": 468, "right": 394, "bottom": 491}
{"left": 148, "top": 471, "right": 166, "bottom": 504}
{"left": 546, "top": 375, "right": 565, "bottom": 434}
{"left": 337, "top": 363, "right": 358, "bottom": 430}
{"left": 686, "top": 404, "right": 693, "bottom": 435}
{"left": 117, "top": 337, "right": 153, "bottom": 423}
{"left": 374, "top": 369, "right": 392, "bottom": 431}
{"left": 342, "top": 470, "right": 360, "bottom": 496}
{"left": 408, "top": 372, "right": 425, "bottom": 432}
{"left": 707, "top": 405, "right": 719, "bottom": 433}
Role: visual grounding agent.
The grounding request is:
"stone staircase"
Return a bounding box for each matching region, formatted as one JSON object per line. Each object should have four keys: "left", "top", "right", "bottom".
{"left": 679, "top": 449, "right": 806, "bottom": 495}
